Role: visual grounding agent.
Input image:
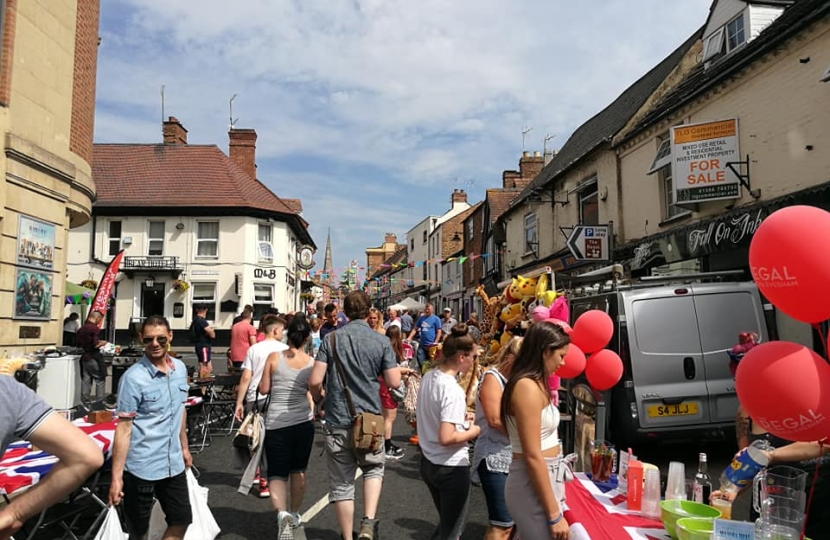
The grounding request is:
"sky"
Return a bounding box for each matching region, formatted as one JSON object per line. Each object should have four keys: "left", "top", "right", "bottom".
{"left": 94, "top": 0, "right": 712, "bottom": 282}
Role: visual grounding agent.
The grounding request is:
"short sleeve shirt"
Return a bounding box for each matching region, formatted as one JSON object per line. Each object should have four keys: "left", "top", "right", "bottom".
{"left": 417, "top": 369, "right": 469, "bottom": 466}
{"left": 116, "top": 356, "right": 189, "bottom": 481}
{"left": 75, "top": 322, "right": 101, "bottom": 361}
{"left": 193, "top": 317, "right": 212, "bottom": 347}
{"left": 241, "top": 340, "right": 289, "bottom": 403}
{"left": 0, "top": 377, "right": 52, "bottom": 455}
{"left": 230, "top": 321, "right": 256, "bottom": 361}
{"left": 415, "top": 315, "right": 442, "bottom": 346}
{"left": 314, "top": 320, "right": 398, "bottom": 428}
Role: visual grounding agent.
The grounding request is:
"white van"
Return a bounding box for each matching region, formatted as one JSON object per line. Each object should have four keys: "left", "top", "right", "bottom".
{"left": 565, "top": 270, "right": 771, "bottom": 448}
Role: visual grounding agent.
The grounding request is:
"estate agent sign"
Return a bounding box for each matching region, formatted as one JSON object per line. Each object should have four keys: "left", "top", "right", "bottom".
{"left": 672, "top": 118, "right": 741, "bottom": 204}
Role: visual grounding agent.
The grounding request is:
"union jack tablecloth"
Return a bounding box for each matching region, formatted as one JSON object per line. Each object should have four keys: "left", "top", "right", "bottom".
{"left": 0, "top": 418, "right": 117, "bottom": 497}
{"left": 563, "top": 473, "right": 671, "bottom": 540}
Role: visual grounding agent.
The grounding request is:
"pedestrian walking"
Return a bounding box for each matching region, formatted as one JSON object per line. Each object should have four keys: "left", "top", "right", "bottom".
{"left": 308, "top": 290, "right": 401, "bottom": 540}
{"left": 381, "top": 326, "right": 417, "bottom": 460}
{"left": 501, "top": 321, "right": 571, "bottom": 540}
{"left": 258, "top": 314, "right": 315, "bottom": 539}
{"left": 407, "top": 303, "right": 442, "bottom": 372}
{"left": 75, "top": 310, "right": 106, "bottom": 406}
{"left": 108, "top": 315, "right": 193, "bottom": 540}
{"left": 440, "top": 308, "right": 457, "bottom": 336}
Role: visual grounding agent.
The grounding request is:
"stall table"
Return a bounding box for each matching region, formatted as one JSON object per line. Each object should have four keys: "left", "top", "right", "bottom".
{"left": 564, "top": 473, "right": 671, "bottom": 540}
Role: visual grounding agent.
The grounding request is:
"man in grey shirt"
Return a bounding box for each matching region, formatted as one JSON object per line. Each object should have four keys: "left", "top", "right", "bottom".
{"left": 0, "top": 377, "right": 103, "bottom": 539}
{"left": 308, "top": 290, "right": 401, "bottom": 540}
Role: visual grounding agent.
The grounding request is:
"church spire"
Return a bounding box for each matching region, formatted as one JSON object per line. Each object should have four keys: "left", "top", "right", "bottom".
{"left": 323, "top": 228, "right": 334, "bottom": 283}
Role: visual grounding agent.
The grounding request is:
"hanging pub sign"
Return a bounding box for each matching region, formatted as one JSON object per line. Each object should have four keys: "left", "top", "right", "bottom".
{"left": 298, "top": 245, "right": 315, "bottom": 270}
{"left": 671, "top": 118, "right": 741, "bottom": 204}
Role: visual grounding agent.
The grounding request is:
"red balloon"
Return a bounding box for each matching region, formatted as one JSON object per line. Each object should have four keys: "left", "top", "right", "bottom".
{"left": 585, "top": 349, "right": 623, "bottom": 391}
{"left": 736, "top": 341, "right": 830, "bottom": 442}
{"left": 749, "top": 206, "right": 830, "bottom": 323}
{"left": 545, "top": 318, "right": 573, "bottom": 335}
{"left": 556, "top": 343, "right": 586, "bottom": 379}
{"left": 571, "top": 310, "right": 613, "bottom": 353}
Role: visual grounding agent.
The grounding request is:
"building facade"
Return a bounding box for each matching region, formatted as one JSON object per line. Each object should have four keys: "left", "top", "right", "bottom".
{"left": 0, "top": 0, "right": 100, "bottom": 350}
{"left": 67, "top": 118, "right": 314, "bottom": 345}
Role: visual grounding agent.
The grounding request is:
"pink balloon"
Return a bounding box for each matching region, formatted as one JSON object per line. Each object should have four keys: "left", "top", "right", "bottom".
{"left": 571, "top": 310, "right": 613, "bottom": 353}
{"left": 532, "top": 305, "right": 550, "bottom": 323}
{"left": 556, "top": 343, "right": 586, "bottom": 379}
{"left": 736, "top": 341, "right": 830, "bottom": 442}
{"left": 544, "top": 318, "right": 573, "bottom": 335}
{"left": 749, "top": 206, "right": 830, "bottom": 323}
{"left": 585, "top": 349, "right": 623, "bottom": 391}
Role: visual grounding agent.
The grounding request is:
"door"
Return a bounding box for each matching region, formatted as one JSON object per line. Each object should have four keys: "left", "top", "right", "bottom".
{"left": 141, "top": 283, "right": 166, "bottom": 318}
{"left": 625, "top": 289, "right": 709, "bottom": 430}
{"left": 691, "top": 283, "right": 768, "bottom": 424}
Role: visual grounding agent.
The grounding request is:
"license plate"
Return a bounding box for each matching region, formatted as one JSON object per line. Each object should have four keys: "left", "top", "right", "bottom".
{"left": 647, "top": 402, "right": 699, "bottom": 418}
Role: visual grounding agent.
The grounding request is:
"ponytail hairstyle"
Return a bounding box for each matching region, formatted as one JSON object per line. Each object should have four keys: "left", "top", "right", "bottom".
{"left": 287, "top": 312, "right": 311, "bottom": 349}
{"left": 500, "top": 321, "right": 570, "bottom": 427}
{"left": 434, "top": 323, "right": 475, "bottom": 367}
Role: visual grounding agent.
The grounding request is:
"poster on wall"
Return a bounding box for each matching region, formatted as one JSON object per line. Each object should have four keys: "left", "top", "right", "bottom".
{"left": 671, "top": 118, "right": 741, "bottom": 204}
{"left": 14, "top": 267, "right": 53, "bottom": 320}
{"left": 17, "top": 215, "right": 56, "bottom": 270}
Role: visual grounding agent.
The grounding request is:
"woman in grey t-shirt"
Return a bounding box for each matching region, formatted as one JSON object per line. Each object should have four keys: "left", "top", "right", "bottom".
{"left": 258, "top": 314, "right": 315, "bottom": 537}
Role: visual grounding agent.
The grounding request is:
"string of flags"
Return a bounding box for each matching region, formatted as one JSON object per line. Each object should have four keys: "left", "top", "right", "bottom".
{"left": 311, "top": 252, "right": 495, "bottom": 281}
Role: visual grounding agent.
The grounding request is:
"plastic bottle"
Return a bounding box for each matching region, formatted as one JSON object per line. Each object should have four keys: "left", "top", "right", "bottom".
{"left": 719, "top": 439, "right": 773, "bottom": 493}
{"left": 692, "top": 452, "right": 712, "bottom": 503}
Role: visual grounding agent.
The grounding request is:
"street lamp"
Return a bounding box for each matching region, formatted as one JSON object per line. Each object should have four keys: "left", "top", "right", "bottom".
{"left": 145, "top": 275, "right": 155, "bottom": 288}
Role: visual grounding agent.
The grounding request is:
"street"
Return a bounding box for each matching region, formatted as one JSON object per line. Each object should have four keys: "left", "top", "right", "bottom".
{"left": 187, "top": 399, "right": 750, "bottom": 539}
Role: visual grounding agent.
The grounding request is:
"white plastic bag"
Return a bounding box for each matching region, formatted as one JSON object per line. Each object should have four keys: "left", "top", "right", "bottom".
{"left": 147, "top": 469, "right": 220, "bottom": 540}
{"left": 94, "top": 506, "right": 128, "bottom": 540}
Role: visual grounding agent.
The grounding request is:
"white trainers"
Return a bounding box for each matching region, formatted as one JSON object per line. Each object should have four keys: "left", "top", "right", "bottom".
{"left": 277, "top": 511, "right": 293, "bottom": 540}
{"left": 291, "top": 512, "right": 307, "bottom": 540}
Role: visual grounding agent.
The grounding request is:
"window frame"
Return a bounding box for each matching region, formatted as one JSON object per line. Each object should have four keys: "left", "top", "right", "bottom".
{"left": 191, "top": 282, "right": 217, "bottom": 321}
{"left": 578, "top": 177, "right": 599, "bottom": 226}
{"left": 467, "top": 219, "right": 474, "bottom": 241}
{"left": 702, "top": 27, "right": 724, "bottom": 62}
{"left": 660, "top": 164, "right": 688, "bottom": 221}
{"left": 726, "top": 14, "right": 745, "bottom": 52}
{"left": 257, "top": 223, "right": 273, "bottom": 263}
{"left": 252, "top": 283, "right": 274, "bottom": 320}
{"left": 108, "top": 220, "right": 122, "bottom": 257}
{"left": 647, "top": 138, "right": 672, "bottom": 175}
{"left": 196, "top": 221, "right": 219, "bottom": 259}
{"left": 485, "top": 236, "right": 495, "bottom": 272}
{"left": 523, "top": 213, "right": 538, "bottom": 255}
{"left": 147, "top": 220, "right": 165, "bottom": 256}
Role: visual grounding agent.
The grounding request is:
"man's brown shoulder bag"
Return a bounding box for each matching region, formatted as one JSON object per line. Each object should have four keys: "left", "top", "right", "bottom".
{"left": 330, "top": 333, "right": 384, "bottom": 453}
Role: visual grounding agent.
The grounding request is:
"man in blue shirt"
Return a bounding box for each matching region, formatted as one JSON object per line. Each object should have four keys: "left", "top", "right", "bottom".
{"left": 407, "top": 303, "right": 442, "bottom": 370}
{"left": 109, "top": 315, "right": 192, "bottom": 540}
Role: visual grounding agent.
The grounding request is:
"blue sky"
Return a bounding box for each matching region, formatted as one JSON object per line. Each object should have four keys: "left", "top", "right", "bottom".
{"left": 94, "top": 0, "right": 712, "bottom": 282}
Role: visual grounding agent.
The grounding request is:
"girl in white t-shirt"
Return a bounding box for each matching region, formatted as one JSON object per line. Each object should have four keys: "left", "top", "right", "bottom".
{"left": 416, "top": 324, "right": 481, "bottom": 540}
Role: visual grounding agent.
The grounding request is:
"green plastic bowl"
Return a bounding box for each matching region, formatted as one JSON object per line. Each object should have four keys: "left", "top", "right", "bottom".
{"left": 660, "top": 500, "right": 721, "bottom": 540}
{"left": 676, "top": 517, "right": 715, "bottom": 540}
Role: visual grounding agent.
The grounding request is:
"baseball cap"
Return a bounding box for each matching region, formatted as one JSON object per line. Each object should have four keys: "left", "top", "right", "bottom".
{"left": 443, "top": 307, "right": 451, "bottom": 312}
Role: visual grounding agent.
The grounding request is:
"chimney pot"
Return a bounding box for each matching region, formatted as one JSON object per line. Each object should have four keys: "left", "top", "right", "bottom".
{"left": 228, "top": 128, "right": 258, "bottom": 180}
{"left": 522, "top": 150, "right": 530, "bottom": 157}
{"left": 162, "top": 116, "right": 188, "bottom": 144}
{"left": 534, "top": 151, "right": 541, "bottom": 157}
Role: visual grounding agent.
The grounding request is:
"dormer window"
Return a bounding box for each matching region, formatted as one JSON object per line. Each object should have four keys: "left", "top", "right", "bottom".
{"left": 725, "top": 14, "right": 745, "bottom": 51}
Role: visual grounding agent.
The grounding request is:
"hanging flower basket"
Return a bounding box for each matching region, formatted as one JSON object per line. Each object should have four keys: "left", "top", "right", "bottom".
{"left": 80, "top": 279, "right": 98, "bottom": 290}
{"left": 172, "top": 279, "right": 190, "bottom": 292}
{"left": 300, "top": 292, "right": 316, "bottom": 303}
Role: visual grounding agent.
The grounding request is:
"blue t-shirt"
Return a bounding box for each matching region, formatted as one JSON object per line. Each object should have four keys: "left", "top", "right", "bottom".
{"left": 415, "top": 314, "right": 442, "bottom": 346}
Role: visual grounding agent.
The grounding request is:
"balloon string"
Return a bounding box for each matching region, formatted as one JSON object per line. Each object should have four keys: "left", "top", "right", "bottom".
{"left": 811, "top": 323, "right": 829, "bottom": 364}
{"left": 800, "top": 440, "right": 824, "bottom": 540}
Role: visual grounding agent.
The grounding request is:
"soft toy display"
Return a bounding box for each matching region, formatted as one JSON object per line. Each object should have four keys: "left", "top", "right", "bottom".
{"left": 504, "top": 275, "right": 538, "bottom": 304}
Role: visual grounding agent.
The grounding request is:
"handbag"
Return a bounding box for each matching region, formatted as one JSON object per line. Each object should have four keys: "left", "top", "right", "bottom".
{"left": 233, "top": 395, "right": 269, "bottom": 450}
{"left": 330, "top": 333, "right": 384, "bottom": 453}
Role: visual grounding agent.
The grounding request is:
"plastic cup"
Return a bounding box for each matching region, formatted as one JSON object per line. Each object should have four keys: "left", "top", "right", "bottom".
{"left": 666, "top": 461, "right": 687, "bottom": 501}
{"left": 642, "top": 468, "right": 662, "bottom": 519}
{"left": 711, "top": 497, "right": 732, "bottom": 520}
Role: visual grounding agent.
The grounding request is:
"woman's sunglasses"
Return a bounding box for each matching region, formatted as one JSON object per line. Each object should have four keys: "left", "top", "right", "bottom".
{"left": 142, "top": 335, "right": 169, "bottom": 346}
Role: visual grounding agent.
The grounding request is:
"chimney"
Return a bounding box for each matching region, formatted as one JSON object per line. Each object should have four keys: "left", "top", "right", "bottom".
{"left": 228, "top": 128, "right": 257, "bottom": 180}
{"left": 162, "top": 116, "right": 188, "bottom": 144}
{"left": 502, "top": 170, "right": 521, "bottom": 189}
{"left": 451, "top": 188, "right": 468, "bottom": 205}
{"left": 519, "top": 150, "right": 545, "bottom": 184}
{"left": 384, "top": 233, "right": 397, "bottom": 244}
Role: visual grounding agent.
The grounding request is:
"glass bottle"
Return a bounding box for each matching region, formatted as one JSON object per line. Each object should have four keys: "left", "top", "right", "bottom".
{"left": 693, "top": 452, "right": 712, "bottom": 503}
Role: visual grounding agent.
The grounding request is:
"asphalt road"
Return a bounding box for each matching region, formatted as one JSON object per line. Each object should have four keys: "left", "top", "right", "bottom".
{"left": 180, "top": 353, "right": 752, "bottom": 539}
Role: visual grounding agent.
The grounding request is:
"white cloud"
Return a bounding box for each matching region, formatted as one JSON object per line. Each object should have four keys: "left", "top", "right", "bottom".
{"left": 96, "top": 0, "right": 712, "bottom": 273}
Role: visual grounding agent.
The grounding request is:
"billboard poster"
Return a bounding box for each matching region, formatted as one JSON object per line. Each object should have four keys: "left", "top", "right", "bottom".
{"left": 17, "top": 215, "right": 56, "bottom": 270}
{"left": 671, "top": 118, "right": 741, "bottom": 204}
{"left": 14, "top": 267, "right": 53, "bottom": 320}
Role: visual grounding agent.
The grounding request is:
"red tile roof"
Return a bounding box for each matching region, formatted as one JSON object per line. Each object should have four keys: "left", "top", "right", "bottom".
{"left": 92, "top": 144, "right": 301, "bottom": 217}
{"left": 486, "top": 188, "right": 521, "bottom": 222}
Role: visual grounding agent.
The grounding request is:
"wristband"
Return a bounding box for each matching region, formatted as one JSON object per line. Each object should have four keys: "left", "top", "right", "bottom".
{"left": 547, "top": 514, "right": 563, "bottom": 526}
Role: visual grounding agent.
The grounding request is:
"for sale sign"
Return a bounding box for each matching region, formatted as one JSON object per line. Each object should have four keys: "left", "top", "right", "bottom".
{"left": 671, "top": 118, "right": 740, "bottom": 204}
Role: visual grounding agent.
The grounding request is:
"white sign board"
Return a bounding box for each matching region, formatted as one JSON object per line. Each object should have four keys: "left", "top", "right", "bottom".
{"left": 671, "top": 118, "right": 741, "bottom": 204}
{"left": 567, "top": 225, "right": 610, "bottom": 261}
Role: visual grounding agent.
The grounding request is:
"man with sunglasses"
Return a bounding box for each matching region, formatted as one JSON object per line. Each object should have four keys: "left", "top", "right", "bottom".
{"left": 109, "top": 316, "right": 192, "bottom": 540}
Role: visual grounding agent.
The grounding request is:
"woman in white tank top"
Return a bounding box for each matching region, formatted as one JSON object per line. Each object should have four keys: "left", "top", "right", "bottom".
{"left": 501, "top": 321, "right": 571, "bottom": 540}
